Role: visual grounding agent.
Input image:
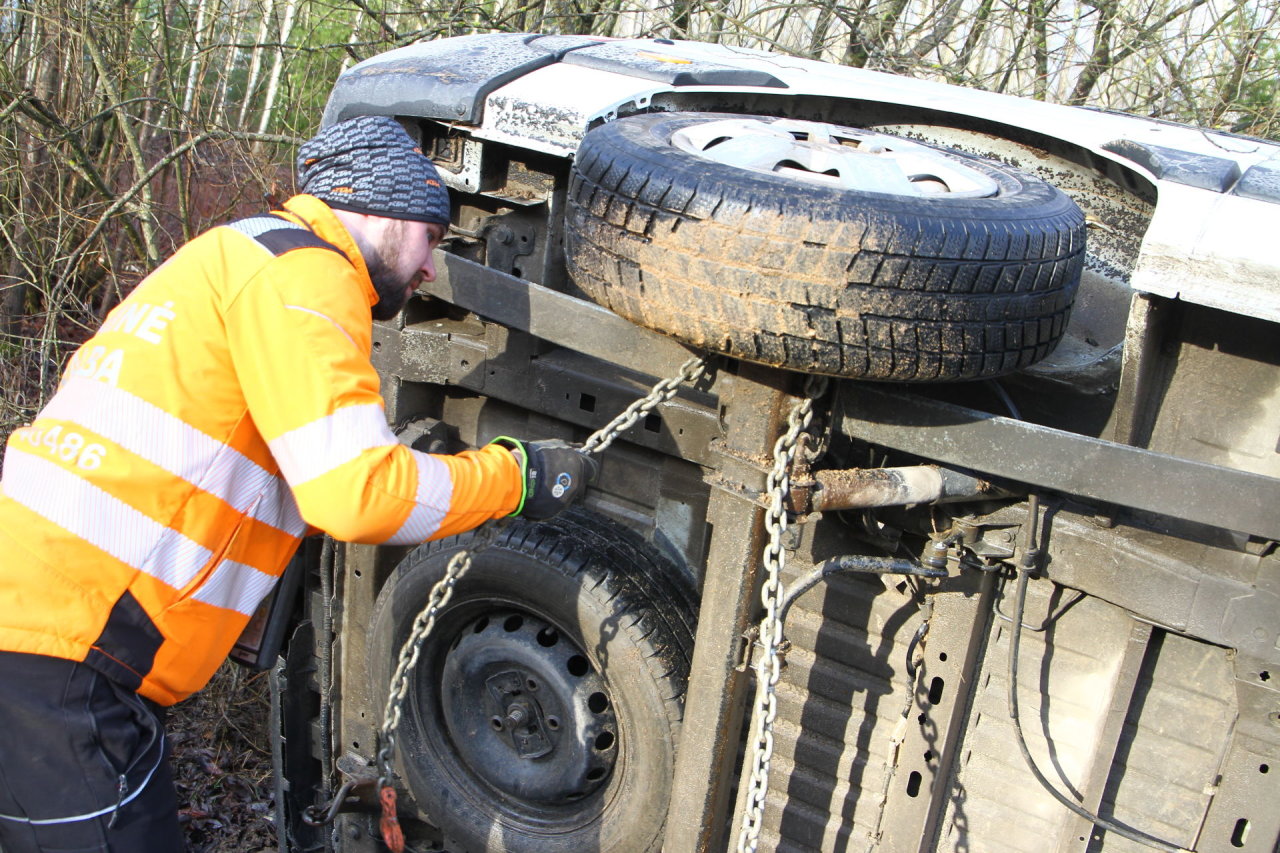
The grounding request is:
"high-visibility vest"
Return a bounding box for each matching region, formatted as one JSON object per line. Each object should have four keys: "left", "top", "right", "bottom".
{"left": 0, "top": 195, "right": 522, "bottom": 705}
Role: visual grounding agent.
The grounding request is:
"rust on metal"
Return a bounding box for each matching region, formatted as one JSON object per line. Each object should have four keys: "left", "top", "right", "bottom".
{"left": 798, "top": 465, "right": 1012, "bottom": 513}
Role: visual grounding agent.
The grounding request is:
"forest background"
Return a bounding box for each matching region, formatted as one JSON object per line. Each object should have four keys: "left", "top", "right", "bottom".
{"left": 1, "top": 1, "right": 1278, "bottom": 849}
{"left": 2, "top": 0, "right": 1278, "bottom": 434}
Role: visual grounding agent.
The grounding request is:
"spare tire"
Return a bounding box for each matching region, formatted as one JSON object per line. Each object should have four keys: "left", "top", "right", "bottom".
{"left": 565, "top": 112, "right": 1086, "bottom": 381}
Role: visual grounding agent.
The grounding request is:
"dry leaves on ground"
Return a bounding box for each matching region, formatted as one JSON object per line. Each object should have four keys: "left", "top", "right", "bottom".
{"left": 168, "top": 662, "right": 278, "bottom": 853}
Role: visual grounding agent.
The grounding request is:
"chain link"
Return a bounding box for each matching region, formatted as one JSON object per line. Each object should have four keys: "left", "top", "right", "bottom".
{"left": 737, "top": 374, "right": 828, "bottom": 853}
{"left": 375, "top": 518, "right": 505, "bottom": 786}
{"left": 583, "top": 356, "right": 708, "bottom": 453}
{"left": 373, "top": 355, "right": 709, "bottom": 802}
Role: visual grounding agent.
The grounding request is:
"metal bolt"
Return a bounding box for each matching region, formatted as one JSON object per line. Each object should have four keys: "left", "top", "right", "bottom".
{"left": 506, "top": 704, "right": 527, "bottom": 727}
{"left": 926, "top": 541, "right": 949, "bottom": 572}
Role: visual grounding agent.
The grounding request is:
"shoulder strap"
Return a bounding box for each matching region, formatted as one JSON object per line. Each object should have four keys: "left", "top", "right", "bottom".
{"left": 223, "top": 214, "right": 348, "bottom": 260}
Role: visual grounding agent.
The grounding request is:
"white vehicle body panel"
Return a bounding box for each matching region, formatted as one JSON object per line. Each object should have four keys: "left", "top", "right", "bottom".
{"left": 464, "top": 38, "right": 1279, "bottom": 323}
{"left": 1131, "top": 186, "right": 1280, "bottom": 322}
{"left": 295, "top": 34, "right": 1280, "bottom": 853}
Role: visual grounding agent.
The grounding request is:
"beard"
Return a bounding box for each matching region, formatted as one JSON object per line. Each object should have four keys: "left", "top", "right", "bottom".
{"left": 365, "top": 242, "right": 416, "bottom": 322}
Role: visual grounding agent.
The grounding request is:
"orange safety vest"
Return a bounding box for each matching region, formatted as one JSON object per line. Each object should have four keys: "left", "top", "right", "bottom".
{"left": 0, "top": 195, "right": 522, "bottom": 705}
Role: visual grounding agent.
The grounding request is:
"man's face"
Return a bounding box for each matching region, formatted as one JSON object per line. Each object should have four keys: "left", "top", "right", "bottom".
{"left": 364, "top": 218, "right": 446, "bottom": 321}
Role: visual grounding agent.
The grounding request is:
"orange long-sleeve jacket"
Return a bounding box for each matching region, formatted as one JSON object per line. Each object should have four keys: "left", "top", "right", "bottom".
{"left": 0, "top": 194, "right": 522, "bottom": 705}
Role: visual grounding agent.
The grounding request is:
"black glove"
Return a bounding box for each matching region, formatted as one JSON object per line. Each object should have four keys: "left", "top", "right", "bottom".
{"left": 490, "top": 437, "right": 599, "bottom": 520}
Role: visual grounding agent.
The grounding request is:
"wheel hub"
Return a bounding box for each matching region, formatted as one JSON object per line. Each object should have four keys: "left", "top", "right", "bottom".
{"left": 486, "top": 670, "right": 553, "bottom": 759}
{"left": 670, "top": 117, "right": 1000, "bottom": 198}
{"left": 438, "top": 611, "right": 619, "bottom": 804}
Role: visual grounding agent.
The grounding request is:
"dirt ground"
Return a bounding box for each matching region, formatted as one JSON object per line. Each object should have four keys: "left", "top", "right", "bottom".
{"left": 168, "top": 662, "right": 278, "bottom": 852}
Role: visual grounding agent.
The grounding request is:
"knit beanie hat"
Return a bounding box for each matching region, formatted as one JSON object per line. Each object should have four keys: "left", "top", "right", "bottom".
{"left": 297, "top": 116, "right": 451, "bottom": 226}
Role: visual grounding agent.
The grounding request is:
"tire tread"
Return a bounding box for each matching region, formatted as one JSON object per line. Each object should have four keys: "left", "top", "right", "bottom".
{"left": 367, "top": 509, "right": 695, "bottom": 853}
{"left": 566, "top": 113, "right": 1086, "bottom": 381}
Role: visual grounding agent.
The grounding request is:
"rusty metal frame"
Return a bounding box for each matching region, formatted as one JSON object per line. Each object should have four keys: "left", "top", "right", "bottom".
{"left": 424, "top": 254, "right": 1280, "bottom": 542}
{"left": 664, "top": 364, "right": 802, "bottom": 852}
{"left": 836, "top": 384, "right": 1280, "bottom": 540}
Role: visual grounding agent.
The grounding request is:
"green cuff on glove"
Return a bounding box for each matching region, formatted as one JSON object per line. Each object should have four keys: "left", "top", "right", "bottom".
{"left": 489, "top": 436, "right": 529, "bottom": 517}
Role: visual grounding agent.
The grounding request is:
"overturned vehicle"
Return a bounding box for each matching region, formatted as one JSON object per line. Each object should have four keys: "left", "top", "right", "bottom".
{"left": 264, "top": 32, "right": 1280, "bottom": 853}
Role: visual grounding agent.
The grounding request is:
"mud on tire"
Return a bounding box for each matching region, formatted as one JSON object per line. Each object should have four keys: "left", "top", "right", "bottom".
{"left": 368, "top": 509, "right": 697, "bottom": 853}
{"left": 565, "top": 112, "right": 1087, "bottom": 381}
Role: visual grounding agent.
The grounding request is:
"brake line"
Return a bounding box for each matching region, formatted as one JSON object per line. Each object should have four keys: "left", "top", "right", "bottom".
{"left": 1006, "top": 494, "right": 1192, "bottom": 853}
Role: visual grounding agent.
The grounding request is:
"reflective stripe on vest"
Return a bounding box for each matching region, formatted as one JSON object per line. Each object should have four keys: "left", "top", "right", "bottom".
{"left": 223, "top": 215, "right": 347, "bottom": 259}
{"left": 0, "top": 195, "right": 520, "bottom": 705}
{"left": 41, "top": 376, "right": 306, "bottom": 536}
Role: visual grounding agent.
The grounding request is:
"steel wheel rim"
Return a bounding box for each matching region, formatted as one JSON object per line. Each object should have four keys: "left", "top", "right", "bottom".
{"left": 670, "top": 117, "right": 1000, "bottom": 198}
{"left": 434, "top": 608, "right": 620, "bottom": 810}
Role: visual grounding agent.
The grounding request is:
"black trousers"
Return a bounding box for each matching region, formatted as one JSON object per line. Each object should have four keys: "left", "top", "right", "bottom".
{"left": 0, "top": 652, "right": 184, "bottom": 853}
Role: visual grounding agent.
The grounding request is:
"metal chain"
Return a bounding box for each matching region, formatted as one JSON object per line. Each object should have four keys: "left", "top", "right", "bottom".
{"left": 372, "top": 355, "right": 710, "bottom": 831}
{"left": 375, "top": 518, "right": 506, "bottom": 788}
{"left": 583, "top": 356, "right": 708, "bottom": 453}
{"left": 737, "top": 374, "right": 829, "bottom": 853}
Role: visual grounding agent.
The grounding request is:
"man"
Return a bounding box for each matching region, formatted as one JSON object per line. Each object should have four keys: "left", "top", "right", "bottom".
{"left": 0, "top": 115, "right": 594, "bottom": 852}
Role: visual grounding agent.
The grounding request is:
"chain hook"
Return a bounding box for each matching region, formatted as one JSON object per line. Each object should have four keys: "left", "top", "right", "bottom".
{"left": 379, "top": 784, "right": 405, "bottom": 853}
{"left": 301, "top": 777, "right": 367, "bottom": 827}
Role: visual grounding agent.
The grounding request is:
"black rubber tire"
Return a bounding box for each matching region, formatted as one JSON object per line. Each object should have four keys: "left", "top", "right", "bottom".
{"left": 368, "top": 509, "right": 697, "bottom": 853}
{"left": 565, "top": 112, "right": 1087, "bottom": 381}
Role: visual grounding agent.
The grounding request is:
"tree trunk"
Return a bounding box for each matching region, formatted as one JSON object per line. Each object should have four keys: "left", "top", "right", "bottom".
{"left": 809, "top": 3, "right": 834, "bottom": 59}
{"left": 842, "top": 0, "right": 878, "bottom": 67}
{"left": 238, "top": 0, "right": 275, "bottom": 128}
{"left": 1068, "top": 0, "right": 1117, "bottom": 105}
{"left": 1, "top": 5, "right": 56, "bottom": 347}
{"left": 182, "top": 0, "right": 211, "bottom": 116}
{"left": 908, "top": 0, "right": 966, "bottom": 62}
{"left": 340, "top": 6, "right": 364, "bottom": 72}
{"left": 955, "top": 0, "right": 997, "bottom": 81}
{"left": 256, "top": 0, "right": 298, "bottom": 136}
{"left": 215, "top": 0, "right": 248, "bottom": 126}
{"left": 1029, "top": 0, "right": 1050, "bottom": 99}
